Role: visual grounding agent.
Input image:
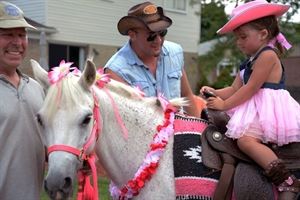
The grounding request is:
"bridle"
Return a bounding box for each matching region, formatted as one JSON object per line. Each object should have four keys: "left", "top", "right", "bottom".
{"left": 47, "top": 91, "right": 101, "bottom": 200}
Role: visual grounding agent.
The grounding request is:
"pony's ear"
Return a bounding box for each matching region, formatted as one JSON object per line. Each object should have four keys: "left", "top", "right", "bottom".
{"left": 79, "top": 59, "right": 96, "bottom": 90}
{"left": 30, "top": 59, "right": 50, "bottom": 90}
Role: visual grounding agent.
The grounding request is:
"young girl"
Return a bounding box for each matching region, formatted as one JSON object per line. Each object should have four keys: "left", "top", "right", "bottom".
{"left": 200, "top": 0, "right": 300, "bottom": 198}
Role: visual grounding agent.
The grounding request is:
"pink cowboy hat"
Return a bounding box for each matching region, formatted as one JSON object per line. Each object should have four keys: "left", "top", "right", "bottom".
{"left": 217, "top": 0, "right": 289, "bottom": 34}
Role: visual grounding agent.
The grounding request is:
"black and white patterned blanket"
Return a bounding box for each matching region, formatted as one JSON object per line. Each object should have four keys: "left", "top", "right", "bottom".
{"left": 173, "top": 114, "right": 221, "bottom": 200}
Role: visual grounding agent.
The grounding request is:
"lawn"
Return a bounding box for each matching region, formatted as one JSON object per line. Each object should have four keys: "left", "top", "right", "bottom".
{"left": 41, "top": 176, "right": 111, "bottom": 200}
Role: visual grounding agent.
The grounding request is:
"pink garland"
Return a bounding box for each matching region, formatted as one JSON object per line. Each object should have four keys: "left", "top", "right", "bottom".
{"left": 109, "top": 106, "right": 176, "bottom": 200}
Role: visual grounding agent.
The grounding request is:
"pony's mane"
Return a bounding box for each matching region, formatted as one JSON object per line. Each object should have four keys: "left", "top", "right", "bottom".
{"left": 43, "top": 74, "right": 93, "bottom": 121}
{"left": 104, "top": 79, "right": 188, "bottom": 108}
{"left": 105, "top": 79, "right": 144, "bottom": 100}
{"left": 43, "top": 73, "right": 188, "bottom": 121}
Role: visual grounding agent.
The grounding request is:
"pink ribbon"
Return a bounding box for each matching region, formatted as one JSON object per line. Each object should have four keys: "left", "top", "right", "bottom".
{"left": 102, "top": 87, "right": 128, "bottom": 140}
{"left": 157, "top": 93, "right": 177, "bottom": 112}
{"left": 269, "top": 33, "right": 292, "bottom": 50}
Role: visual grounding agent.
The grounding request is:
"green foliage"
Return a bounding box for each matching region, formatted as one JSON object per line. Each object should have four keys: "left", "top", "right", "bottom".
{"left": 198, "top": 36, "right": 244, "bottom": 87}
{"left": 212, "top": 67, "right": 235, "bottom": 89}
{"left": 200, "top": 2, "right": 228, "bottom": 42}
{"left": 269, "top": 0, "right": 300, "bottom": 21}
{"left": 281, "top": 23, "right": 300, "bottom": 48}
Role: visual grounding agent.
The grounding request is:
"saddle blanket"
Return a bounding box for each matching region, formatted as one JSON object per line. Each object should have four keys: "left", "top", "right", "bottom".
{"left": 173, "top": 114, "right": 221, "bottom": 200}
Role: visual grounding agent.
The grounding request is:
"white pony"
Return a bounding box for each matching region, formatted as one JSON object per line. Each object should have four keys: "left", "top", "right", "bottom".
{"left": 32, "top": 59, "right": 188, "bottom": 200}
{"left": 32, "top": 59, "right": 283, "bottom": 200}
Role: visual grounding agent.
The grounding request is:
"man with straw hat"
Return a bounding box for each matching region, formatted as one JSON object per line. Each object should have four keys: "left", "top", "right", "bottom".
{"left": 105, "top": 1, "right": 199, "bottom": 117}
{"left": 0, "top": 2, "right": 45, "bottom": 199}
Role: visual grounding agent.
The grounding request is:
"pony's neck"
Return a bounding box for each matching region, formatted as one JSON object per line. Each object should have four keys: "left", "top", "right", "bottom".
{"left": 95, "top": 87, "right": 164, "bottom": 185}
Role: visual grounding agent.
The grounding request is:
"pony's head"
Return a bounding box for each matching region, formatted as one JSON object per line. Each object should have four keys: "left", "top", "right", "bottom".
{"left": 31, "top": 59, "right": 98, "bottom": 199}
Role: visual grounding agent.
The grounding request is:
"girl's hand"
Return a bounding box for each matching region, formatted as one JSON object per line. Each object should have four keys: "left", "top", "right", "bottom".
{"left": 206, "top": 96, "right": 226, "bottom": 111}
{"left": 200, "top": 86, "right": 215, "bottom": 97}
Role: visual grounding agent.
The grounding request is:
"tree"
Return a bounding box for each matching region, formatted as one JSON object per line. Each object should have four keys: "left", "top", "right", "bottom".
{"left": 200, "top": 2, "right": 227, "bottom": 42}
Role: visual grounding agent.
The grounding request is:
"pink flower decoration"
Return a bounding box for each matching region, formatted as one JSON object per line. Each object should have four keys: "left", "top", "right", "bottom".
{"left": 95, "top": 68, "right": 110, "bottom": 88}
{"left": 72, "top": 68, "right": 82, "bottom": 77}
{"left": 48, "top": 60, "right": 74, "bottom": 84}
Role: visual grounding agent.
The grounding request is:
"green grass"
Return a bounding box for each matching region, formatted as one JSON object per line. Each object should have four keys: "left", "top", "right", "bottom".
{"left": 41, "top": 176, "right": 111, "bottom": 200}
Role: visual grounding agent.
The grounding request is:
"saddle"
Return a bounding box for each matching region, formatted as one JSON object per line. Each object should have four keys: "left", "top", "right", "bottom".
{"left": 201, "top": 108, "right": 300, "bottom": 200}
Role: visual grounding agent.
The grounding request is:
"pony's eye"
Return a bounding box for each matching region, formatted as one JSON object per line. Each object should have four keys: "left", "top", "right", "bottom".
{"left": 81, "top": 115, "right": 92, "bottom": 127}
{"left": 36, "top": 114, "right": 44, "bottom": 127}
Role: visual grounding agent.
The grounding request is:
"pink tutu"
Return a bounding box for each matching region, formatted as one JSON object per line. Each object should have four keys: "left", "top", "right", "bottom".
{"left": 225, "top": 88, "right": 300, "bottom": 146}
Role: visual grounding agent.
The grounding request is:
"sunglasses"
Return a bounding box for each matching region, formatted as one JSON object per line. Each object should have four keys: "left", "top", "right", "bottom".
{"left": 147, "top": 29, "right": 168, "bottom": 42}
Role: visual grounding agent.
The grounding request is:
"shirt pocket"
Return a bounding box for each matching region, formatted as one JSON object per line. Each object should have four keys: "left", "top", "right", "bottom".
{"left": 167, "top": 70, "right": 182, "bottom": 99}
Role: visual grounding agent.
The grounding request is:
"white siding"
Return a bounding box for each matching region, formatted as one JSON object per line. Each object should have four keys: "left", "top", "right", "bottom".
{"left": 9, "top": 0, "right": 200, "bottom": 53}
{"left": 163, "top": 3, "right": 200, "bottom": 53}
{"left": 8, "top": 0, "right": 46, "bottom": 24}
{"left": 46, "top": 0, "right": 128, "bottom": 46}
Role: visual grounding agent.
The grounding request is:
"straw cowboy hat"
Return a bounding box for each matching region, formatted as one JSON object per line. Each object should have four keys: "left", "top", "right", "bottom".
{"left": 217, "top": 0, "right": 289, "bottom": 34}
{"left": 0, "top": 1, "right": 35, "bottom": 29}
{"left": 118, "top": 1, "right": 172, "bottom": 35}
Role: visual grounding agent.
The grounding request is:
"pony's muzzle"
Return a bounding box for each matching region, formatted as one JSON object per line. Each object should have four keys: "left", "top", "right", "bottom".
{"left": 44, "top": 176, "right": 73, "bottom": 200}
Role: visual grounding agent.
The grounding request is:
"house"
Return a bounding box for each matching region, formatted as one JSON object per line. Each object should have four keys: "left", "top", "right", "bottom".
{"left": 8, "top": 0, "right": 201, "bottom": 92}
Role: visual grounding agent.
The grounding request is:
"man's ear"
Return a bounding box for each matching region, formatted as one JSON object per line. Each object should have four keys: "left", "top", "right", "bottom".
{"left": 128, "top": 29, "right": 137, "bottom": 41}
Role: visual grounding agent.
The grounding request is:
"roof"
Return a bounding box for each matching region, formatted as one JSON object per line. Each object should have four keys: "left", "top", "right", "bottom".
{"left": 25, "top": 17, "right": 57, "bottom": 33}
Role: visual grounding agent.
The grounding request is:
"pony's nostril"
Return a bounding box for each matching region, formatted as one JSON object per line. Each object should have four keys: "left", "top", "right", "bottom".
{"left": 44, "top": 180, "right": 49, "bottom": 192}
{"left": 44, "top": 180, "right": 57, "bottom": 199}
{"left": 63, "top": 177, "right": 72, "bottom": 190}
{"left": 61, "top": 177, "right": 73, "bottom": 197}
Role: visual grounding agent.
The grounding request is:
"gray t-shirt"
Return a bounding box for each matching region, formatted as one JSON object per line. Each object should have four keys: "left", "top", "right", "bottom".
{"left": 0, "top": 72, "right": 45, "bottom": 200}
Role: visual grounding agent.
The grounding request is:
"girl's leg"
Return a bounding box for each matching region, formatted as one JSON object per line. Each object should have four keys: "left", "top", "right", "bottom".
{"left": 237, "top": 135, "right": 300, "bottom": 199}
{"left": 237, "top": 135, "right": 277, "bottom": 169}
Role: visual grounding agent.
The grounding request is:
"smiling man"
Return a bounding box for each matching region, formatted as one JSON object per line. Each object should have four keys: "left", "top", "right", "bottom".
{"left": 104, "top": 1, "right": 198, "bottom": 117}
{"left": 0, "top": 1, "right": 45, "bottom": 200}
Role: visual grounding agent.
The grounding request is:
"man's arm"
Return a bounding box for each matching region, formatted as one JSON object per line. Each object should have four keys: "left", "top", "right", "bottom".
{"left": 180, "top": 70, "right": 199, "bottom": 117}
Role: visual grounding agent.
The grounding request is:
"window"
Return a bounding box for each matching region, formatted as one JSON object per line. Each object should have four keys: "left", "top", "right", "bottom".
{"left": 164, "top": 0, "right": 187, "bottom": 12}
{"left": 49, "top": 44, "right": 85, "bottom": 70}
